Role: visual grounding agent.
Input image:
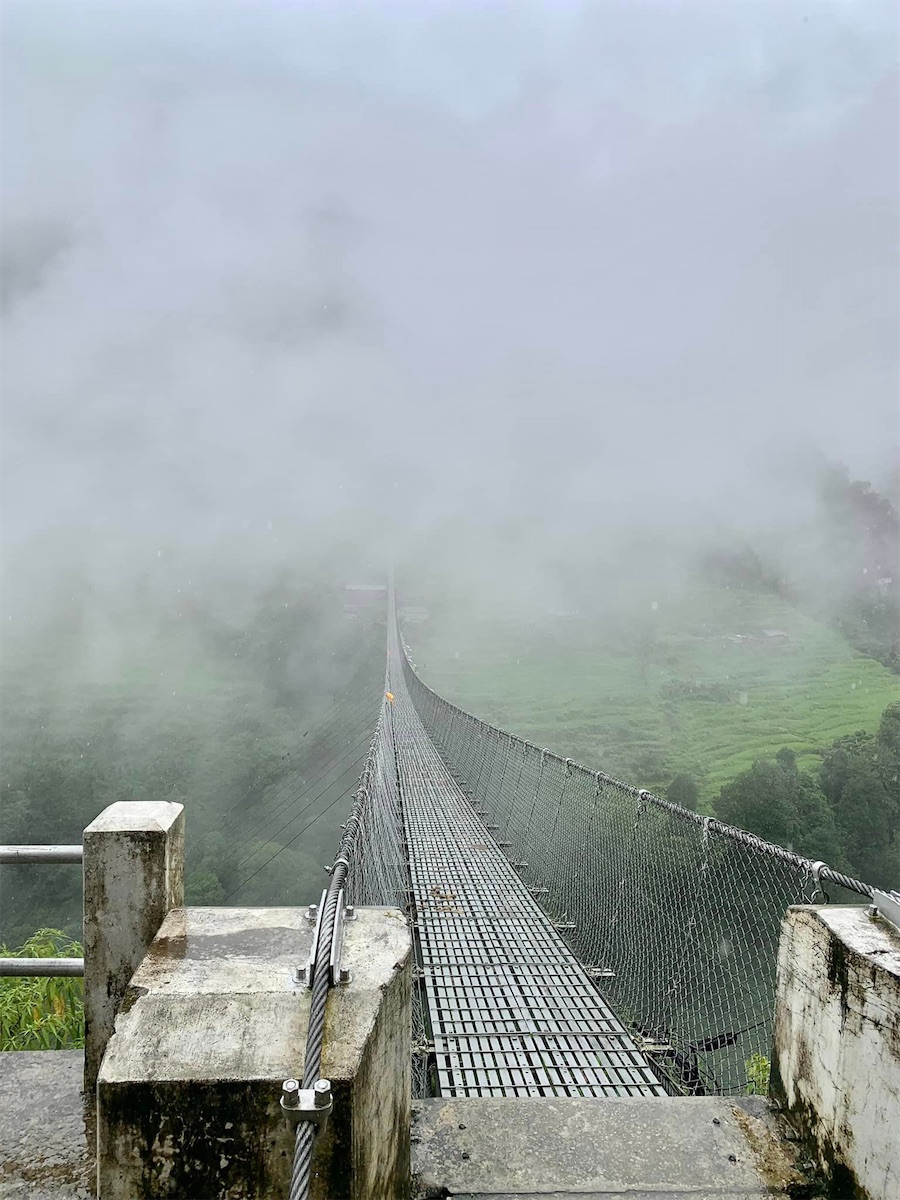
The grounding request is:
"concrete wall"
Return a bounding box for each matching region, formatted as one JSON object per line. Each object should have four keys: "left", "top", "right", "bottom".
{"left": 96, "top": 905, "right": 411, "bottom": 1200}
{"left": 319, "top": 907, "right": 411, "bottom": 1200}
{"left": 83, "top": 801, "right": 184, "bottom": 1101}
{"left": 772, "top": 905, "right": 900, "bottom": 1200}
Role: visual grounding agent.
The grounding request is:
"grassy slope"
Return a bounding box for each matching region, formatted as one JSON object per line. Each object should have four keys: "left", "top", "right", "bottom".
{"left": 408, "top": 584, "right": 900, "bottom": 807}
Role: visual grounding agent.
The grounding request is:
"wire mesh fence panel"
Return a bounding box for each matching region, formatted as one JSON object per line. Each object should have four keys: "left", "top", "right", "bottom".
{"left": 401, "top": 645, "right": 874, "bottom": 1097}
{"left": 344, "top": 702, "right": 407, "bottom": 911}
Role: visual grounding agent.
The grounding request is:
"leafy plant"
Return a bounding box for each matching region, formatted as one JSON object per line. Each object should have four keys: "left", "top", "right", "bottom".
{"left": 746, "top": 1052, "right": 770, "bottom": 1095}
{"left": 0, "top": 928, "right": 84, "bottom": 1050}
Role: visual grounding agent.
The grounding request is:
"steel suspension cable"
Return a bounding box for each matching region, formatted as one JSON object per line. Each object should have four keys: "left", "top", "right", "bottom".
{"left": 188, "top": 674, "right": 382, "bottom": 866}
{"left": 224, "top": 687, "right": 383, "bottom": 851}
{"left": 230, "top": 716, "right": 379, "bottom": 863}
{"left": 287, "top": 689, "right": 394, "bottom": 1200}
{"left": 224, "top": 765, "right": 369, "bottom": 901}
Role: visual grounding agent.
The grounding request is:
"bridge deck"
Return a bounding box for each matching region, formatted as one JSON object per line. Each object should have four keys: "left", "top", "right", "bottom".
{"left": 392, "top": 662, "right": 665, "bottom": 1099}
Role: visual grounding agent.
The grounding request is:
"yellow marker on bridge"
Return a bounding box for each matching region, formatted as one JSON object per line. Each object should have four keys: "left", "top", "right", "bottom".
{"left": 386, "top": 692, "right": 394, "bottom": 704}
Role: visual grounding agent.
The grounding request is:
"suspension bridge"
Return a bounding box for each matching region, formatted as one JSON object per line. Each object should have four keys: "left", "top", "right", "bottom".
{"left": 3, "top": 586, "right": 889, "bottom": 1200}
{"left": 275, "top": 585, "right": 877, "bottom": 1198}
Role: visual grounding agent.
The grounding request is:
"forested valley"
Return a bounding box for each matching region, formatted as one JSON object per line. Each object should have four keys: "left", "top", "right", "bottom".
{"left": 2, "top": 464, "right": 898, "bottom": 1050}
{"left": 1, "top": 533, "right": 385, "bottom": 952}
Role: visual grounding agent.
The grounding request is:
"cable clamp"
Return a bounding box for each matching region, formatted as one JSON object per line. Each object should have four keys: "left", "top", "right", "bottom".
{"left": 280, "top": 1078, "right": 333, "bottom": 1134}
{"left": 294, "top": 890, "right": 327, "bottom": 988}
{"left": 869, "top": 888, "right": 900, "bottom": 934}
{"left": 329, "top": 889, "right": 353, "bottom": 985}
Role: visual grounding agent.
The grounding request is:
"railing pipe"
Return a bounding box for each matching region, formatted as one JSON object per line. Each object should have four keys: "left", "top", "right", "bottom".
{"left": 0, "top": 957, "right": 84, "bottom": 977}
{"left": 0, "top": 845, "right": 83, "bottom": 864}
{"left": 0, "top": 844, "right": 85, "bottom": 977}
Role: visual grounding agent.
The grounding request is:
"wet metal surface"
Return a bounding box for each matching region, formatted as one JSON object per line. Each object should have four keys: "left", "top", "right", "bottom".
{"left": 391, "top": 634, "right": 665, "bottom": 1100}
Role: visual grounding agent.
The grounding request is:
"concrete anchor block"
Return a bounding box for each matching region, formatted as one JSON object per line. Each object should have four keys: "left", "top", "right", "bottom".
{"left": 97, "top": 905, "right": 411, "bottom": 1199}
{"left": 772, "top": 904, "right": 900, "bottom": 1200}
{"left": 83, "top": 801, "right": 184, "bottom": 1104}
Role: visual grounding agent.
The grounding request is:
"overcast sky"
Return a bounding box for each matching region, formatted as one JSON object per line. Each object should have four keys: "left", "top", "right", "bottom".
{"left": 1, "top": 0, "right": 898, "bottom": 545}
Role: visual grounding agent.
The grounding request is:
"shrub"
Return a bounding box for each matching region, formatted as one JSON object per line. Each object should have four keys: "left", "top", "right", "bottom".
{"left": 0, "top": 928, "right": 84, "bottom": 1050}
{"left": 745, "top": 1052, "right": 770, "bottom": 1095}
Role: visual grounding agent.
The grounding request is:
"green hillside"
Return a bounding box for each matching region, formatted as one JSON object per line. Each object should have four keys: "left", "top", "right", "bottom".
{"left": 407, "top": 584, "right": 900, "bottom": 808}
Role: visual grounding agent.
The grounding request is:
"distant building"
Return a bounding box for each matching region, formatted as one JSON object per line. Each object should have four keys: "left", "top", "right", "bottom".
{"left": 344, "top": 583, "right": 387, "bottom": 616}
{"left": 724, "top": 630, "right": 791, "bottom": 648}
{"left": 399, "top": 605, "right": 429, "bottom": 625}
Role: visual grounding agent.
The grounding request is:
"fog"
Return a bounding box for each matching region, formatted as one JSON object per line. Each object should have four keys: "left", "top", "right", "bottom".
{"left": 1, "top": 0, "right": 899, "bottom": 939}
{"left": 2, "top": 0, "right": 897, "bottom": 561}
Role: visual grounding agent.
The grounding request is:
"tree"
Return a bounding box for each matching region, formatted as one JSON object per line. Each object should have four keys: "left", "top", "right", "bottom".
{"left": 715, "top": 755, "right": 844, "bottom": 866}
{"left": 667, "top": 773, "right": 699, "bottom": 811}
{"left": 813, "top": 465, "right": 900, "bottom": 672}
{"left": 819, "top": 703, "right": 900, "bottom": 888}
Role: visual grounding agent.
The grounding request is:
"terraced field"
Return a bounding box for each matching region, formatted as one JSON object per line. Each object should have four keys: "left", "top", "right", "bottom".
{"left": 406, "top": 585, "right": 900, "bottom": 808}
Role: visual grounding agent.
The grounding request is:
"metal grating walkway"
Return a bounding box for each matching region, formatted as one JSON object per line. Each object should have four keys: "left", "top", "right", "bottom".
{"left": 390, "top": 640, "right": 665, "bottom": 1099}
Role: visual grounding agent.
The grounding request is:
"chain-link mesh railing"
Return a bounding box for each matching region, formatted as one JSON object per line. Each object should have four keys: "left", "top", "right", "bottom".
{"left": 288, "top": 678, "right": 409, "bottom": 1200}
{"left": 343, "top": 693, "right": 406, "bottom": 911}
{"left": 400, "top": 639, "right": 873, "bottom": 1097}
{"left": 340, "top": 678, "right": 433, "bottom": 1097}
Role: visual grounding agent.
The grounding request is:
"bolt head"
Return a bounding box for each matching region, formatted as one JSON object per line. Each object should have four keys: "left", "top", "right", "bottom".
{"left": 281, "top": 1079, "right": 300, "bottom": 1107}
{"left": 338, "top": 965, "right": 352, "bottom": 983}
{"left": 313, "top": 1079, "right": 332, "bottom": 1108}
{"left": 344, "top": 904, "right": 356, "bottom": 919}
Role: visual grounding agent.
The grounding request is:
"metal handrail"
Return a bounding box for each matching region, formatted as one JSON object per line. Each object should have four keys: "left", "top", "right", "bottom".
{"left": 1, "top": 845, "right": 83, "bottom": 864}
{"left": 0, "top": 957, "right": 84, "bottom": 977}
{"left": 1, "top": 843, "right": 85, "bottom": 977}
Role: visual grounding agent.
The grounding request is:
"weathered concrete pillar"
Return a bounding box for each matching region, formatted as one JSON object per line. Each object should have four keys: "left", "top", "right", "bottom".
{"left": 772, "top": 904, "right": 900, "bottom": 1200}
{"left": 83, "top": 801, "right": 184, "bottom": 1102}
{"left": 96, "top": 905, "right": 411, "bottom": 1200}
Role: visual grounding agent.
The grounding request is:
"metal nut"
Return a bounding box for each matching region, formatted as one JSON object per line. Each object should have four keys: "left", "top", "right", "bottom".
{"left": 281, "top": 1079, "right": 300, "bottom": 1108}
{"left": 314, "top": 1079, "right": 332, "bottom": 1108}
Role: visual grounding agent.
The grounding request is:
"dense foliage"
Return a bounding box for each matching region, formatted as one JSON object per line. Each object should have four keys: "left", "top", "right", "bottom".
{"left": 712, "top": 703, "right": 900, "bottom": 888}
{"left": 0, "top": 929, "right": 84, "bottom": 1050}
{"left": 813, "top": 466, "right": 899, "bottom": 673}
